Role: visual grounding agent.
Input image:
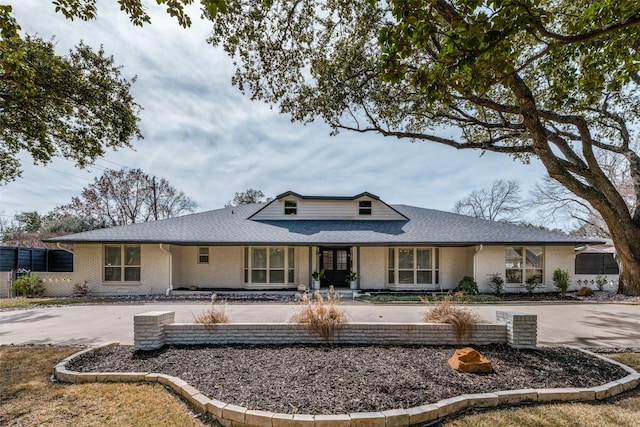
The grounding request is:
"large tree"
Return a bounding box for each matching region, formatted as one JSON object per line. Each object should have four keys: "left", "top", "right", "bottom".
{"left": 454, "top": 180, "right": 522, "bottom": 222}
{"left": 57, "top": 168, "right": 196, "bottom": 226}
{"left": 205, "top": 1, "right": 640, "bottom": 295}
{"left": 225, "top": 188, "right": 270, "bottom": 207}
{"left": 0, "top": 6, "right": 142, "bottom": 183}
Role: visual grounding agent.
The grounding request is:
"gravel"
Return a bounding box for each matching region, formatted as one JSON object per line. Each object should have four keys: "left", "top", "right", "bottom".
{"left": 67, "top": 344, "right": 630, "bottom": 415}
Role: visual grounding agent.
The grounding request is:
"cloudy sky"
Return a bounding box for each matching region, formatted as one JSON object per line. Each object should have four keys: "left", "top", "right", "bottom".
{"left": 1, "top": 1, "right": 552, "bottom": 225}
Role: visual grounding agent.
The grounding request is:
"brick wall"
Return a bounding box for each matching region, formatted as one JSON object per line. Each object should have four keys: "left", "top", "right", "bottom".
{"left": 134, "top": 311, "right": 537, "bottom": 351}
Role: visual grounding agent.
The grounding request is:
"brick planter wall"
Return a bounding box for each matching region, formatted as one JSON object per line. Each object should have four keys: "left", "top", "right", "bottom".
{"left": 133, "top": 311, "right": 537, "bottom": 351}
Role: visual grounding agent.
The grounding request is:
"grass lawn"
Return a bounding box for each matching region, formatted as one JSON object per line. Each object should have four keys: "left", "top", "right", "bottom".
{"left": 1, "top": 346, "right": 638, "bottom": 426}
{"left": 356, "top": 294, "right": 502, "bottom": 303}
{"left": 0, "top": 297, "right": 112, "bottom": 309}
{"left": 0, "top": 346, "right": 218, "bottom": 426}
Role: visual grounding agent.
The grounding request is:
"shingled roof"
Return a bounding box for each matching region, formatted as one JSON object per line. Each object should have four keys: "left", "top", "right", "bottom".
{"left": 48, "top": 203, "right": 599, "bottom": 246}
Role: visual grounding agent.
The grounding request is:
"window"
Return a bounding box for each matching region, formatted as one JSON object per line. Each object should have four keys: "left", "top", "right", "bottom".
{"left": 104, "top": 245, "right": 140, "bottom": 282}
{"left": 284, "top": 200, "right": 297, "bottom": 215}
{"left": 506, "top": 246, "right": 543, "bottom": 284}
{"left": 388, "top": 248, "right": 439, "bottom": 285}
{"left": 198, "top": 247, "right": 209, "bottom": 264}
{"left": 575, "top": 253, "right": 619, "bottom": 274}
{"left": 244, "top": 247, "right": 295, "bottom": 284}
{"left": 359, "top": 200, "right": 372, "bottom": 215}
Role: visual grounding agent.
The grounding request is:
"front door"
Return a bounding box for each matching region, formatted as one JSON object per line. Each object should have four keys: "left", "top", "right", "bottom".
{"left": 319, "top": 247, "right": 350, "bottom": 288}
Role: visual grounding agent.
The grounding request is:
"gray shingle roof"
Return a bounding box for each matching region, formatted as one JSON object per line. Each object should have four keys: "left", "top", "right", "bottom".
{"left": 47, "top": 203, "right": 599, "bottom": 246}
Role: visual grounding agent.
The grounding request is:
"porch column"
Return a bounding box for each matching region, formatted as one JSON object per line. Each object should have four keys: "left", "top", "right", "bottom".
{"left": 308, "top": 245, "right": 313, "bottom": 286}
{"left": 356, "top": 245, "right": 361, "bottom": 290}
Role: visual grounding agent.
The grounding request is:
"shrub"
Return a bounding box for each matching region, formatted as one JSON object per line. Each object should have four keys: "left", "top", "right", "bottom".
{"left": 487, "top": 273, "right": 505, "bottom": 295}
{"left": 193, "top": 294, "right": 230, "bottom": 324}
{"left": 423, "top": 296, "right": 480, "bottom": 340}
{"left": 72, "top": 281, "right": 90, "bottom": 298}
{"left": 552, "top": 268, "right": 570, "bottom": 296}
{"left": 458, "top": 276, "right": 479, "bottom": 295}
{"left": 12, "top": 274, "right": 44, "bottom": 298}
{"left": 521, "top": 276, "right": 542, "bottom": 294}
{"left": 596, "top": 275, "right": 608, "bottom": 291}
{"left": 576, "top": 286, "right": 594, "bottom": 297}
{"left": 289, "top": 286, "right": 347, "bottom": 339}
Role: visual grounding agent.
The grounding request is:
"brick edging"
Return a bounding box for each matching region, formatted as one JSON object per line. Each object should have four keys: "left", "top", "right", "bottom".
{"left": 54, "top": 344, "right": 640, "bottom": 427}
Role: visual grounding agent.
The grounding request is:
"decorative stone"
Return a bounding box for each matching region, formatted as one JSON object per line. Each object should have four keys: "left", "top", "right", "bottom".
{"left": 448, "top": 347, "right": 493, "bottom": 373}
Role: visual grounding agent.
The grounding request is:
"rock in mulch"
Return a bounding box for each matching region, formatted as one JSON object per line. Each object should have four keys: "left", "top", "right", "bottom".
{"left": 448, "top": 347, "right": 492, "bottom": 373}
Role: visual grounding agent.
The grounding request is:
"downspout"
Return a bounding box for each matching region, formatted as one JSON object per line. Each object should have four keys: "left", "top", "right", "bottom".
{"left": 160, "top": 243, "right": 173, "bottom": 296}
{"left": 473, "top": 245, "right": 484, "bottom": 282}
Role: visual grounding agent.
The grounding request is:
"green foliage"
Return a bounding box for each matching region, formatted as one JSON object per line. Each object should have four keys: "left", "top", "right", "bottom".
{"left": 12, "top": 274, "right": 44, "bottom": 298}
{"left": 206, "top": 0, "right": 640, "bottom": 295}
{"left": 596, "top": 274, "right": 608, "bottom": 292}
{"left": 345, "top": 271, "right": 357, "bottom": 283}
{"left": 458, "top": 275, "right": 478, "bottom": 295}
{"left": 311, "top": 269, "right": 325, "bottom": 280}
{"left": 553, "top": 268, "right": 570, "bottom": 296}
{"left": 0, "top": 36, "right": 142, "bottom": 183}
{"left": 356, "top": 294, "right": 500, "bottom": 303}
{"left": 522, "top": 275, "right": 542, "bottom": 295}
{"left": 487, "top": 272, "right": 505, "bottom": 295}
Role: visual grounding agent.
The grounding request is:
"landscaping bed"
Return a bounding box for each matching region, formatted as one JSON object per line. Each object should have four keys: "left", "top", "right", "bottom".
{"left": 66, "top": 344, "right": 631, "bottom": 415}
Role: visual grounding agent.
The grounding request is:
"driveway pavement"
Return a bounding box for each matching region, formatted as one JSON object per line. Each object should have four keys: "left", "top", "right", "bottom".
{"left": 1, "top": 301, "right": 639, "bottom": 348}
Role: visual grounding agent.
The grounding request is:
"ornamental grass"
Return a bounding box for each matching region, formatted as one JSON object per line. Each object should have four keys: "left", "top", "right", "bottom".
{"left": 290, "top": 286, "right": 347, "bottom": 339}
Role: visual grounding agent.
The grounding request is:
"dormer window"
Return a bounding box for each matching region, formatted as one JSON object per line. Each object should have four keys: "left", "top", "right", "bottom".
{"left": 284, "top": 200, "right": 297, "bottom": 215}
{"left": 359, "top": 200, "right": 372, "bottom": 215}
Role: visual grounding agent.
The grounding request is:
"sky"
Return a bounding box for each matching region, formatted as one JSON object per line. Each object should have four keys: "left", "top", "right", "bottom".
{"left": 0, "top": 1, "right": 552, "bottom": 225}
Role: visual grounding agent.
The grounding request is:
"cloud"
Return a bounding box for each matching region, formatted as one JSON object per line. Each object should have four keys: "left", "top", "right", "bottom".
{"left": 0, "top": 0, "right": 550, "bottom": 226}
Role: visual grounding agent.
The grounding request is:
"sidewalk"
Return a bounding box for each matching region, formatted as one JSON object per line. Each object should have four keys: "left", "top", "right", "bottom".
{"left": 1, "top": 301, "right": 639, "bottom": 348}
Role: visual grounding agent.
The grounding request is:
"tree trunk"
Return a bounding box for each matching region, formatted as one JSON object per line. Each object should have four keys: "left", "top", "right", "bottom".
{"left": 614, "top": 243, "right": 640, "bottom": 296}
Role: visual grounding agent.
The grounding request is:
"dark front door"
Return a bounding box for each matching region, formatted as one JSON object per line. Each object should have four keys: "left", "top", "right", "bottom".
{"left": 320, "top": 247, "right": 350, "bottom": 288}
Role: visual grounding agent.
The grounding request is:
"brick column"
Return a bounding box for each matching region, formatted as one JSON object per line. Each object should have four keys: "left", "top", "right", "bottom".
{"left": 496, "top": 311, "right": 537, "bottom": 349}
{"left": 134, "top": 311, "right": 175, "bottom": 350}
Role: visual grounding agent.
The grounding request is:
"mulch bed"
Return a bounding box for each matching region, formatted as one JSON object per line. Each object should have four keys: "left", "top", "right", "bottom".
{"left": 66, "top": 344, "right": 630, "bottom": 415}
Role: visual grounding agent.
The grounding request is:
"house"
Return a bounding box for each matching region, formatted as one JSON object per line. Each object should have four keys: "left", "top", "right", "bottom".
{"left": 42, "top": 191, "right": 603, "bottom": 297}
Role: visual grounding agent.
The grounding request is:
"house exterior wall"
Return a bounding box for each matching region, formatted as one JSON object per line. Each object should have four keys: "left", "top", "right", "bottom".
{"left": 251, "top": 198, "right": 405, "bottom": 220}
{"left": 474, "top": 245, "right": 577, "bottom": 293}
{"left": 73, "top": 243, "right": 170, "bottom": 296}
{"left": 440, "top": 247, "right": 474, "bottom": 290}
{"left": 359, "top": 247, "right": 386, "bottom": 289}
{"left": 173, "top": 246, "right": 244, "bottom": 289}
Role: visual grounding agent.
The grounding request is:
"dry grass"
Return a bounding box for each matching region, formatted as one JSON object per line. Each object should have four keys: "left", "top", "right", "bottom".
{"left": 445, "top": 352, "right": 640, "bottom": 427}
{"left": 289, "top": 286, "right": 348, "bottom": 339}
{"left": 422, "top": 296, "right": 480, "bottom": 340}
{"left": 193, "top": 294, "right": 230, "bottom": 324}
{"left": 0, "top": 346, "right": 216, "bottom": 427}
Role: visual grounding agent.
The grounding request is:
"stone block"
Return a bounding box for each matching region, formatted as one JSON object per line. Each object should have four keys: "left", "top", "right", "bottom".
{"left": 222, "top": 404, "right": 246, "bottom": 423}
{"left": 435, "top": 395, "right": 468, "bottom": 415}
{"left": 271, "top": 413, "right": 293, "bottom": 427}
{"left": 448, "top": 348, "right": 492, "bottom": 373}
{"left": 405, "top": 404, "right": 442, "bottom": 425}
{"left": 382, "top": 408, "right": 409, "bottom": 426}
{"left": 314, "top": 414, "right": 351, "bottom": 427}
{"left": 495, "top": 389, "right": 538, "bottom": 405}
{"left": 244, "top": 409, "right": 274, "bottom": 427}
{"left": 206, "top": 399, "right": 227, "bottom": 418}
{"left": 350, "top": 411, "right": 386, "bottom": 427}
{"left": 290, "top": 414, "right": 314, "bottom": 426}
{"left": 537, "top": 388, "right": 582, "bottom": 402}
{"left": 463, "top": 392, "right": 499, "bottom": 408}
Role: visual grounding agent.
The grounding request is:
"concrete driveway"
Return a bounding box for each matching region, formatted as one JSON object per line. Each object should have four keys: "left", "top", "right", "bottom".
{"left": 1, "top": 301, "right": 639, "bottom": 348}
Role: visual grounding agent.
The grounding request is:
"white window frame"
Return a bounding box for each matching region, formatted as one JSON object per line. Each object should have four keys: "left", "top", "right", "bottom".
{"left": 244, "top": 247, "right": 295, "bottom": 284}
{"left": 387, "top": 247, "right": 439, "bottom": 285}
{"left": 284, "top": 200, "right": 297, "bottom": 215}
{"left": 198, "top": 247, "right": 209, "bottom": 264}
{"left": 104, "top": 244, "right": 141, "bottom": 282}
{"left": 505, "top": 246, "right": 544, "bottom": 286}
{"left": 358, "top": 200, "right": 372, "bottom": 215}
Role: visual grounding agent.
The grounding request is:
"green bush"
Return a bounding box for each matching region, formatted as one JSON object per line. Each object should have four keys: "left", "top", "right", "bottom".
{"left": 553, "top": 268, "right": 570, "bottom": 296}
{"left": 521, "top": 275, "right": 542, "bottom": 294}
{"left": 458, "top": 275, "right": 479, "bottom": 295}
{"left": 12, "top": 274, "right": 44, "bottom": 298}
{"left": 487, "top": 272, "right": 505, "bottom": 295}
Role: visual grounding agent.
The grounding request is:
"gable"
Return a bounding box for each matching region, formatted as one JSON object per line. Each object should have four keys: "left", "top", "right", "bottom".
{"left": 249, "top": 192, "right": 407, "bottom": 221}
